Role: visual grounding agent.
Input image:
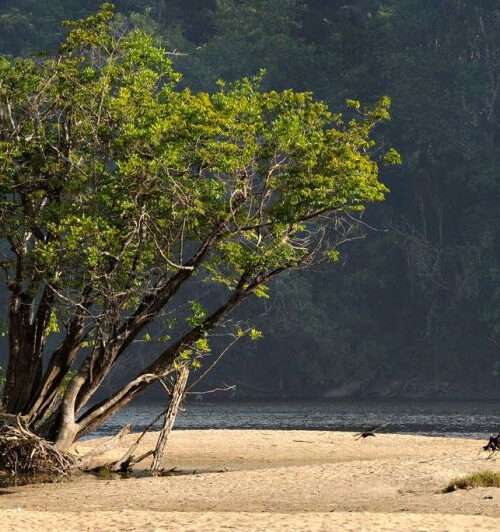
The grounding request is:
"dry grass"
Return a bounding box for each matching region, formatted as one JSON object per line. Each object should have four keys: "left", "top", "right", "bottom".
{"left": 443, "top": 471, "right": 500, "bottom": 493}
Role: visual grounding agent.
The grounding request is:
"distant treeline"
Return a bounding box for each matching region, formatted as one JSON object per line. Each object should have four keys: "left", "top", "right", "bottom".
{"left": 2, "top": 0, "right": 500, "bottom": 398}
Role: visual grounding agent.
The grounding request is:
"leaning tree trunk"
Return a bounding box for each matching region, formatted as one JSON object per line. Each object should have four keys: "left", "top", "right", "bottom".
{"left": 150, "top": 366, "right": 190, "bottom": 474}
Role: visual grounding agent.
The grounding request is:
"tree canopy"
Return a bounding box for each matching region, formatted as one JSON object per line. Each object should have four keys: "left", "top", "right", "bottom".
{"left": 0, "top": 4, "right": 393, "bottom": 448}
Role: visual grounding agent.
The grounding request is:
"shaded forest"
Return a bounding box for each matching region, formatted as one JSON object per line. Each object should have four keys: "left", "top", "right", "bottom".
{"left": 1, "top": 0, "right": 500, "bottom": 399}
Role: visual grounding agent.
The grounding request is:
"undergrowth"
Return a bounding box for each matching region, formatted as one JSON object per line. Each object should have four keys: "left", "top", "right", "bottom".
{"left": 443, "top": 471, "right": 500, "bottom": 493}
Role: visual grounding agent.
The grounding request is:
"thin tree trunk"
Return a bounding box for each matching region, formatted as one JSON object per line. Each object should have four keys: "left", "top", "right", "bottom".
{"left": 150, "top": 366, "right": 189, "bottom": 474}
{"left": 74, "top": 291, "right": 246, "bottom": 438}
{"left": 28, "top": 285, "right": 93, "bottom": 422}
{"left": 28, "top": 342, "right": 83, "bottom": 424}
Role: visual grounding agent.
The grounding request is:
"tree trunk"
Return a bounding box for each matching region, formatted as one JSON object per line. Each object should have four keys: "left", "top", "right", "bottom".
{"left": 73, "top": 227, "right": 223, "bottom": 415}
{"left": 28, "top": 317, "right": 87, "bottom": 423}
{"left": 4, "top": 284, "right": 55, "bottom": 416}
{"left": 150, "top": 366, "right": 189, "bottom": 474}
{"left": 54, "top": 369, "right": 88, "bottom": 450}
{"left": 3, "top": 294, "right": 42, "bottom": 415}
{"left": 74, "top": 273, "right": 275, "bottom": 440}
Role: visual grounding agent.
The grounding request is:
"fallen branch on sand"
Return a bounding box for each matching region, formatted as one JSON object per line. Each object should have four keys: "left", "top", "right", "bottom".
{"left": 76, "top": 425, "right": 132, "bottom": 471}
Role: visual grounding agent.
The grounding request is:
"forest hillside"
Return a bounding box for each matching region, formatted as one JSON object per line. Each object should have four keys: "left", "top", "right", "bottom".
{"left": 1, "top": 0, "right": 499, "bottom": 398}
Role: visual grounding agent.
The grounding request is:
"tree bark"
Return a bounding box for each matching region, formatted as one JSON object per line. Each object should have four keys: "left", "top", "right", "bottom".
{"left": 3, "top": 293, "right": 41, "bottom": 414}
{"left": 150, "top": 366, "right": 189, "bottom": 474}
{"left": 54, "top": 368, "right": 88, "bottom": 450}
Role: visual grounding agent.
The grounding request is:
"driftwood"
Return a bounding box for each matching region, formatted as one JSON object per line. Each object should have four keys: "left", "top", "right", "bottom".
{"left": 0, "top": 420, "right": 75, "bottom": 476}
{"left": 110, "top": 426, "right": 156, "bottom": 472}
{"left": 77, "top": 425, "right": 131, "bottom": 470}
{"left": 150, "top": 366, "right": 190, "bottom": 474}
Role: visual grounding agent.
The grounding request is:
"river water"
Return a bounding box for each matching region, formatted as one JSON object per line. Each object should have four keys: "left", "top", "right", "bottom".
{"left": 94, "top": 399, "right": 500, "bottom": 440}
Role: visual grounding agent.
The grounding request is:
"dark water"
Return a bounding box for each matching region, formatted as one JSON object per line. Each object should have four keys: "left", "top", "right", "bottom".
{"left": 93, "top": 399, "right": 500, "bottom": 440}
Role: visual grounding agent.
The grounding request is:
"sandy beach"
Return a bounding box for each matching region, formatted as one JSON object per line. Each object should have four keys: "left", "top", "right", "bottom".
{"left": 0, "top": 430, "right": 499, "bottom": 530}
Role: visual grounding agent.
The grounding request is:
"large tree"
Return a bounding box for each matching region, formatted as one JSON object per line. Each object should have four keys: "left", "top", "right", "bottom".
{"left": 0, "top": 4, "right": 395, "bottom": 449}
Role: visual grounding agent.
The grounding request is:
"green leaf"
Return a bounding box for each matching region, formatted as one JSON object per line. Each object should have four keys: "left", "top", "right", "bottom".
{"left": 249, "top": 328, "right": 263, "bottom": 341}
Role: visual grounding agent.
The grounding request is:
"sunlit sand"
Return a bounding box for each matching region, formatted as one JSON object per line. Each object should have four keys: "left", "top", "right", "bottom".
{"left": 0, "top": 430, "right": 499, "bottom": 530}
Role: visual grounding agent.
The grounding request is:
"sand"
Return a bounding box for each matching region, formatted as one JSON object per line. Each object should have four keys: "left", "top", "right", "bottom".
{"left": 0, "top": 430, "right": 499, "bottom": 530}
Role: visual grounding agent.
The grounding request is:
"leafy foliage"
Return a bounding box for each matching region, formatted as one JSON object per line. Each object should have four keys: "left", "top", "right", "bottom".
{"left": 0, "top": 5, "right": 392, "bottom": 442}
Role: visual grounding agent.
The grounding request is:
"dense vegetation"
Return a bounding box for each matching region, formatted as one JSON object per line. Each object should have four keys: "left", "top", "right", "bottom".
{"left": 1, "top": 0, "right": 500, "bottom": 398}
{"left": 0, "top": 4, "right": 392, "bottom": 447}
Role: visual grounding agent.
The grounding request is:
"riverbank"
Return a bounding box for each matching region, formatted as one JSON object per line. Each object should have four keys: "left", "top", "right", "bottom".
{"left": 0, "top": 430, "right": 499, "bottom": 530}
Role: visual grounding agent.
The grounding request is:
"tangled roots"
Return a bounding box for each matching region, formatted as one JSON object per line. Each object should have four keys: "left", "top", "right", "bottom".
{"left": 0, "top": 420, "right": 76, "bottom": 476}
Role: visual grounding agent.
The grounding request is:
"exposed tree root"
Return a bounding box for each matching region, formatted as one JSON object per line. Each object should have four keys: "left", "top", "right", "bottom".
{"left": 0, "top": 421, "right": 138, "bottom": 477}
{"left": 0, "top": 420, "right": 76, "bottom": 476}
